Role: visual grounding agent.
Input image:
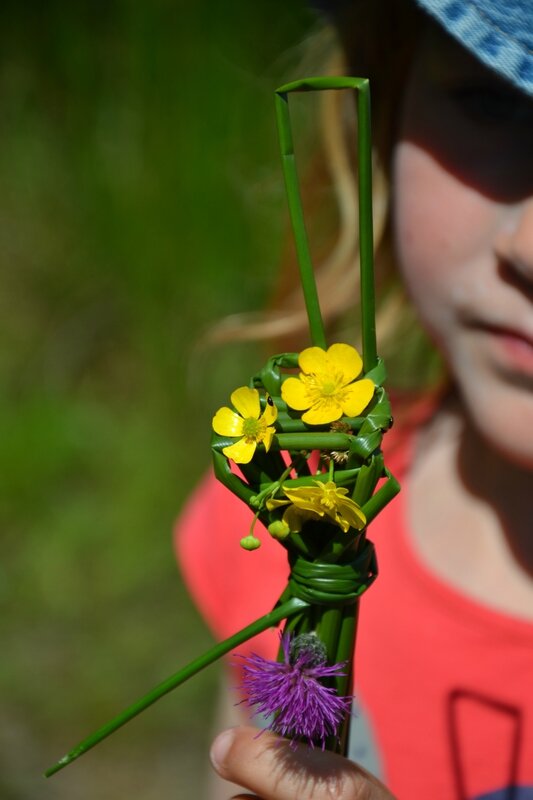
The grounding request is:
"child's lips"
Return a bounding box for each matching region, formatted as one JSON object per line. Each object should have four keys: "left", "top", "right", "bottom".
{"left": 481, "top": 324, "right": 533, "bottom": 376}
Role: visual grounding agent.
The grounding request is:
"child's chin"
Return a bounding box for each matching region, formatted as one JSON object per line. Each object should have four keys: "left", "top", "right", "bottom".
{"left": 467, "top": 385, "right": 533, "bottom": 470}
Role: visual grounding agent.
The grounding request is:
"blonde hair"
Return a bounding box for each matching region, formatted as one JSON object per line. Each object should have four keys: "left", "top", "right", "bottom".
{"left": 206, "top": 1, "right": 444, "bottom": 393}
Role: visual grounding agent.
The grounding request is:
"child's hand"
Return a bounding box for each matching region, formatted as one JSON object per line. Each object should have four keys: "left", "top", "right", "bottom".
{"left": 209, "top": 726, "right": 396, "bottom": 800}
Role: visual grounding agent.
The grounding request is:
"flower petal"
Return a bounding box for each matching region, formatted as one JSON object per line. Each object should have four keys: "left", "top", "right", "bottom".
{"left": 281, "top": 377, "right": 311, "bottom": 411}
{"left": 260, "top": 396, "right": 278, "bottom": 426}
{"left": 298, "top": 346, "right": 328, "bottom": 374}
{"left": 222, "top": 438, "right": 256, "bottom": 464}
{"left": 326, "top": 343, "right": 363, "bottom": 384}
{"left": 262, "top": 426, "right": 275, "bottom": 453}
{"left": 231, "top": 386, "right": 260, "bottom": 419}
{"left": 325, "top": 507, "right": 350, "bottom": 532}
{"left": 212, "top": 406, "right": 244, "bottom": 437}
{"left": 283, "top": 485, "right": 323, "bottom": 513}
{"left": 340, "top": 379, "right": 375, "bottom": 417}
{"left": 302, "top": 398, "right": 343, "bottom": 425}
{"left": 331, "top": 485, "right": 349, "bottom": 497}
{"left": 283, "top": 504, "right": 319, "bottom": 533}
{"left": 266, "top": 497, "right": 289, "bottom": 511}
{"left": 283, "top": 485, "right": 322, "bottom": 501}
{"left": 285, "top": 498, "right": 323, "bottom": 515}
{"left": 336, "top": 497, "right": 366, "bottom": 531}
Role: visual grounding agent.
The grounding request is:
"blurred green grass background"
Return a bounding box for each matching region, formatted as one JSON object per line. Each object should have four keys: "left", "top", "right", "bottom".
{"left": 0, "top": 1, "right": 315, "bottom": 797}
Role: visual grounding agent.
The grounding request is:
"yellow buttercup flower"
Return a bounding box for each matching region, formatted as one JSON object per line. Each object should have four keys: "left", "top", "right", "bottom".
{"left": 281, "top": 343, "right": 374, "bottom": 425}
{"left": 212, "top": 387, "right": 277, "bottom": 464}
{"left": 267, "top": 480, "right": 366, "bottom": 534}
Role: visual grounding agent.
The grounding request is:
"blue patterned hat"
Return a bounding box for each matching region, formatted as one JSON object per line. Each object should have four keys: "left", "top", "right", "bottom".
{"left": 314, "top": 0, "right": 533, "bottom": 96}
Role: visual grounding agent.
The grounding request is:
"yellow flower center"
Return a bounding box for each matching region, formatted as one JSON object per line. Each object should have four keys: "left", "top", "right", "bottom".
{"left": 303, "top": 371, "right": 345, "bottom": 403}
{"left": 242, "top": 416, "right": 263, "bottom": 441}
{"left": 319, "top": 483, "right": 338, "bottom": 510}
{"left": 320, "top": 380, "right": 337, "bottom": 396}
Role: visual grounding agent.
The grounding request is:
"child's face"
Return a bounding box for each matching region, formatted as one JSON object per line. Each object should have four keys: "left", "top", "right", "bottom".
{"left": 393, "top": 25, "right": 533, "bottom": 467}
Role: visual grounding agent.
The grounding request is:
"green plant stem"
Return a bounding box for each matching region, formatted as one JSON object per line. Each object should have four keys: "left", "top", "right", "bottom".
{"left": 336, "top": 602, "right": 359, "bottom": 755}
{"left": 356, "top": 81, "right": 378, "bottom": 372}
{"left": 274, "top": 77, "right": 378, "bottom": 369}
{"left": 361, "top": 470, "right": 400, "bottom": 524}
{"left": 274, "top": 433, "right": 353, "bottom": 451}
{"left": 275, "top": 91, "right": 326, "bottom": 349}
{"left": 315, "top": 605, "right": 343, "bottom": 663}
{"left": 44, "top": 597, "right": 308, "bottom": 778}
{"left": 312, "top": 599, "right": 358, "bottom": 756}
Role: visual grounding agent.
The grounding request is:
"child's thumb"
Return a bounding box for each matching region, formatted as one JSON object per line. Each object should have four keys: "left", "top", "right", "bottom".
{"left": 209, "top": 726, "right": 396, "bottom": 800}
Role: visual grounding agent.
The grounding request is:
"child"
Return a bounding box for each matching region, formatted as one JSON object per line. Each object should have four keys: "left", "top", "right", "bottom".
{"left": 177, "top": 0, "right": 533, "bottom": 797}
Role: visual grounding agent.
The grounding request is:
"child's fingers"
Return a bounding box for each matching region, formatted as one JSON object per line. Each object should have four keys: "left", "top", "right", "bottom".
{"left": 209, "top": 726, "right": 396, "bottom": 800}
{"left": 230, "top": 796, "right": 258, "bottom": 800}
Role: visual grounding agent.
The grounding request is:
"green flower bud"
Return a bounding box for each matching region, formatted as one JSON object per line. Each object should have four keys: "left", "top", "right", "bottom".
{"left": 240, "top": 534, "right": 261, "bottom": 551}
{"left": 268, "top": 520, "right": 290, "bottom": 541}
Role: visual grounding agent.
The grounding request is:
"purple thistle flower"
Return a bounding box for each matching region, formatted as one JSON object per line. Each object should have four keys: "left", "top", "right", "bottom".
{"left": 237, "top": 632, "right": 352, "bottom": 749}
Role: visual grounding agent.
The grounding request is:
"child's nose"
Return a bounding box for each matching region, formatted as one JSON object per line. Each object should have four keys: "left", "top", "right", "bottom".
{"left": 495, "top": 197, "right": 533, "bottom": 286}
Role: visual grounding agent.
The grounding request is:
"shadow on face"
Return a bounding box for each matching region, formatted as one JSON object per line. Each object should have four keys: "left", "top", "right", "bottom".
{"left": 399, "top": 23, "right": 533, "bottom": 204}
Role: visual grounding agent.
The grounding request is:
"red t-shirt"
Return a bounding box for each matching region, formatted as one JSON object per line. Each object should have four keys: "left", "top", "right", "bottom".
{"left": 176, "top": 426, "right": 533, "bottom": 800}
